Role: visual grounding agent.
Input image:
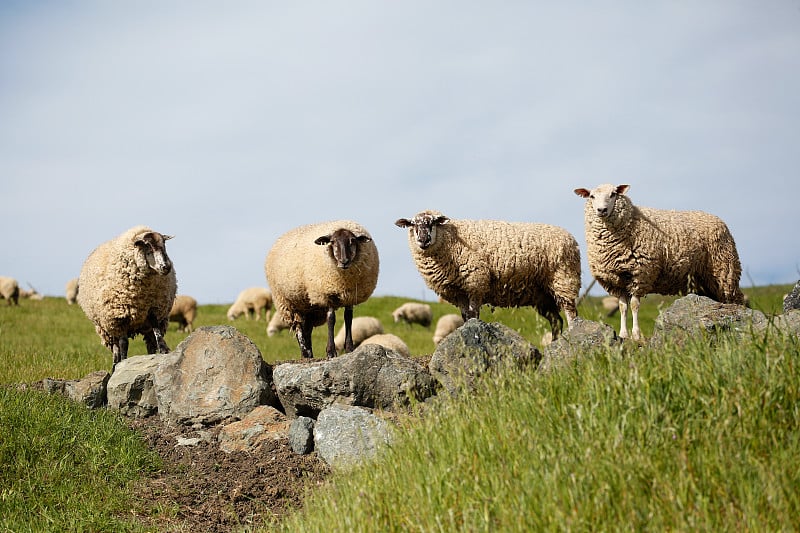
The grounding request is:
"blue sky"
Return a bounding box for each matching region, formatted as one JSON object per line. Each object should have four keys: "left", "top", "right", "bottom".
{"left": 2, "top": 2, "right": 799, "bottom": 304}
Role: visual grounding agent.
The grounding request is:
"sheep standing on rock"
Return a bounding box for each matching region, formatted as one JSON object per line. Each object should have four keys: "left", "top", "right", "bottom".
{"left": 265, "top": 220, "right": 380, "bottom": 359}
{"left": 0, "top": 276, "right": 20, "bottom": 306}
{"left": 169, "top": 295, "right": 198, "bottom": 333}
{"left": 433, "top": 313, "right": 465, "bottom": 345}
{"left": 396, "top": 210, "right": 581, "bottom": 340}
{"left": 392, "top": 302, "right": 432, "bottom": 328}
{"left": 227, "top": 287, "right": 272, "bottom": 322}
{"left": 574, "top": 183, "right": 744, "bottom": 340}
{"left": 77, "top": 226, "right": 177, "bottom": 368}
{"left": 65, "top": 278, "right": 79, "bottom": 305}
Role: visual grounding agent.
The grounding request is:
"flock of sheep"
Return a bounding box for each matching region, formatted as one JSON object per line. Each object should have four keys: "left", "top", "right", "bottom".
{"left": 2, "top": 183, "right": 745, "bottom": 370}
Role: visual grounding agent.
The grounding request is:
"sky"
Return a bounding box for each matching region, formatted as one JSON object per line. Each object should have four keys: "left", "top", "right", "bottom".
{"left": 2, "top": 2, "right": 799, "bottom": 305}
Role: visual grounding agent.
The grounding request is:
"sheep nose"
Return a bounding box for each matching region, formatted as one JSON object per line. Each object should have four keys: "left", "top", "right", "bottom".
{"left": 596, "top": 207, "right": 608, "bottom": 217}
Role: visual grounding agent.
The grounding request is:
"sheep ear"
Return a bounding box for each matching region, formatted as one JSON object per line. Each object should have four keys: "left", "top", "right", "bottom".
{"left": 395, "top": 218, "right": 412, "bottom": 228}
{"left": 162, "top": 234, "right": 173, "bottom": 241}
{"left": 434, "top": 216, "right": 450, "bottom": 226}
{"left": 616, "top": 185, "right": 630, "bottom": 195}
{"left": 314, "top": 235, "right": 332, "bottom": 246}
{"left": 574, "top": 188, "right": 590, "bottom": 198}
{"left": 356, "top": 235, "right": 372, "bottom": 243}
{"left": 134, "top": 231, "right": 154, "bottom": 244}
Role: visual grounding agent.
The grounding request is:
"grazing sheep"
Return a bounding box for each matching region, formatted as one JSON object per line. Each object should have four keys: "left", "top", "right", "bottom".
{"left": 65, "top": 278, "right": 79, "bottom": 305}
{"left": 265, "top": 220, "right": 380, "bottom": 359}
{"left": 334, "top": 316, "right": 384, "bottom": 351}
{"left": 77, "top": 226, "right": 177, "bottom": 368}
{"left": 266, "top": 311, "right": 291, "bottom": 337}
{"left": 0, "top": 276, "right": 20, "bottom": 306}
{"left": 432, "top": 313, "right": 465, "bottom": 345}
{"left": 392, "top": 302, "right": 433, "bottom": 328}
{"left": 574, "top": 183, "right": 744, "bottom": 340}
{"left": 361, "top": 333, "right": 411, "bottom": 357}
{"left": 169, "top": 294, "right": 198, "bottom": 333}
{"left": 396, "top": 210, "right": 581, "bottom": 340}
{"left": 227, "top": 287, "right": 273, "bottom": 322}
{"left": 19, "top": 284, "right": 44, "bottom": 300}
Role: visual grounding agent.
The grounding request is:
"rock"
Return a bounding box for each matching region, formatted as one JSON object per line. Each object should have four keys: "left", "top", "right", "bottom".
{"left": 154, "top": 326, "right": 278, "bottom": 425}
{"left": 783, "top": 281, "right": 800, "bottom": 313}
{"left": 428, "top": 318, "right": 540, "bottom": 395}
{"left": 772, "top": 309, "right": 800, "bottom": 336}
{"left": 288, "top": 416, "right": 315, "bottom": 455}
{"left": 38, "top": 371, "right": 111, "bottom": 409}
{"left": 539, "top": 318, "right": 619, "bottom": 373}
{"left": 314, "top": 405, "right": 393, "bottom": 468}
{"left": 107, "top": 355, "right": 161, "bottom": 417}
{"left": 649, "top": 294, "right": 768, "bottom": 348}
{"left": 218, "top": 406, "right": 289, "bottom": 453}
{"left": 273, "top": 343, "right": 437, "bottom": 419}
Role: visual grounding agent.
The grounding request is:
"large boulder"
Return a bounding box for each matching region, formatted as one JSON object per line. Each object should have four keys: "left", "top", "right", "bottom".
{"left": 273, "top": 343, "right": 437, "bottom": 419}
{"left": 154, "top": 326, "right": 278, "bottom": 425}
{"left": 314, "top": 405, "right": 393, "bottom": 468}
{"left": 429, "top": 318, "right": 539, "bottom": 395}
{"left": 539, "top": 318, "right": 619, "bottom": 373}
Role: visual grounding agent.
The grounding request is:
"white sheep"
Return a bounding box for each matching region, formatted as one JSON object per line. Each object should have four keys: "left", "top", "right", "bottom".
{"left": 0, "top": 276, "right": 20, "bottom": 306}
{"left": 334, "top": 316, "right": 384, "bottom": 351}
{"left": 227, "top": 287, "right": 273, "bottom": 322}
{"left": 265, "top": 220, "right": 380, "bottom": 359}
{"left": 361, "top": 333, "right": 411, "bottom": 357}
{"left": 77, "top": 225, "right": 177, "bottom": 368}
{"left": 65, "top": 278, "right": 79, "bottom": 305}
{"left": 574, "top": 183, "right": 744, "bottom": 340}
{"left": 392, "top": 302, "right": 433, "bottom": 328}
{"left": 395, "top": 210, "right": 581, "bottom": 340}
{"left": 169, "top": 294, "right": 198, "bottom": 333}
{"left": 266, "top": 311, "right": 291, "bottom": 337}
{"left": 432, "top": 313, "right": 465, "bottom": 345}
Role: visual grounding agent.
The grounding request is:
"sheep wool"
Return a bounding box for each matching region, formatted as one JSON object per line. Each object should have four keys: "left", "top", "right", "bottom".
{"left": 65, "top": 278, "right": 79, "bottom": 305}
{"left": 361, "top": 333, "right": 411, "bottom": 357}
{"left": 78, "top": 225, "right": 177, "bottom": 367}
{"left": 0, "top": 276, "right": 20, "bottom": 306}
{"left": 392, "top": 302, "right": 433, "bottom": 328}
{"left": 575, "top": 183, "right": 744, "bottom": 340}
{"left": 396, "top": 210, "right": 581, "bottom": 339}
{"left": 432, "top": 313, "right": 465, "bottom": 345}
{"left": 169, "top": 294, "right": 198, "bottom": 333}
{"left": 334, "top": 316, "right": 384, "bottom": 351}
{"left": 227, "top": 287, "right": 273, "bottom": 321}
{"left": 265, "top": 220, "right": 379, "bottom": 358}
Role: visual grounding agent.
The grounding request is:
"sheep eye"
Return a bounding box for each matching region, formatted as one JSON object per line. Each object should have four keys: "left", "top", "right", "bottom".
{"left": 610, "top": 192, "right": 616, "bottom": 197}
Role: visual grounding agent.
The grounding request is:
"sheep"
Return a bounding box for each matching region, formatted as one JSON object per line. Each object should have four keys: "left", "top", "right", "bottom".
{"left": 227, "top": 287, "right": 273, "bottom": 322}
{"left": 77, "top": 225, "right": 177, "bottom": 368}
{"left": 392, "top": 302, "right": 433, "bottom": 328}
{"left": 65, "top": 278, "right": 79, "bottom": 305}
{"left": 265, "top": 220, "right": 380, "bottom": 359}
{"left": 169, "top": 294, "right": 198, "bottom": 333}
{"left": 0, "top": 276, "right": 20, "bottom": 306}
{"left": 574, "top": 183, "right": 744, "bottom": 341}
{"left": 266, "top": 311, "right": 291, "bottom": 337}
{"left": 432, "top": 313, "right": 465, "bottom": 345}
{"left": 395, "top": 210, "right": 581, "bottom": 340}
{"left": 361, "top": 333, "right": 411, "bottom": 357}
{"left": 334, "top": 316, "right": 384, "bottom": 351}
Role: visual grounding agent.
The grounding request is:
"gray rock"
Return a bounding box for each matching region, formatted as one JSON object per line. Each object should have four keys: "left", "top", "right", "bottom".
{"left": 429, "top": 318, "right": 539, "bottom": 395}
{"left": 217, "top": 406, "right": 289, "bottom": 453}
{"left": 288, "top": 416, "right": 315, "bottom": 455}
{"left": 107, "top": 355, "right": 161, "bottom": 417}
{"left": 273, "top": 343, "right": 437, "bottom": 419}
{"left": 539, "top": 318, "right": 619, "bottom": 373}
{"left": 38, "top": 371, "right": 111, "bottom": 409}
{"left": 772, "top": 309, "right": 800, "bottom": 336}
{"left": 783, "top": 280, "right": 800, "bottom": 313}
{"left": 314, "top": 405, "right": 393, "bottom": 468}
{"left": 154, "top": 326, "right": 278, "bottom": 425}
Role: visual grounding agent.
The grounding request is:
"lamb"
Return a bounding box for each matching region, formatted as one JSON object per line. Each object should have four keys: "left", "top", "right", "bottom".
{"left": 361, "top": 333, "right": 411, "bottom": 357}
{"left": 65, "top": 278, "right": 79, "bottom": 305}
{"left": 169, "top": 294, "right": 198, "bottom": 333}
{"left": 333, "top": 316, "right": 384, "bottom": 351}
{"left": 395, "top": 210, "right": 581, "bottom": 339}
{"left": 0, "top": 276, "right": 20, "bottom": 305}
{"left": 77, "top": 225, "right": 177, "bottom": 368}
{"left": 266, "top": 311, "right": 291, "bottom": 337}
{"left": 574, "top": 183, "right": 744, "bottom": 340}
{"left": 227, "top": 287, "right": 272, "bottom": 322}
{"left": 265, "top": 220, "right": 380, "bottom": 359}
{"left": 432, "top": 313, "right": 465, "bottom": 345}
{"left": 392, "top": 302, "right": 433, "bottom": 328}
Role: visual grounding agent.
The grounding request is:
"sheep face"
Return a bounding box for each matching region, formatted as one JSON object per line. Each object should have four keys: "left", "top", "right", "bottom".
{"left": 314, "top": 229, "right": 371, "bottom": 269}
{"left": 574, "top": 184, "right": 630, "bottom": 219}
{"left": 395, "top": 211, "right": 450, "bottom": 250}
{"left": 134, "top": 231, "right": 174, "bottom": 275}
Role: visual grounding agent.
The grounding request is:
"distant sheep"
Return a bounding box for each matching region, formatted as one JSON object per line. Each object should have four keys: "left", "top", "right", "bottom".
{"left": 65, "top": 278, "right": 79, "bottom": 305}
{"left": 334, "top": 316, "right": 384, "bottom": 351}
{"left": 432, "top": 313, "right": 465, "bottom": 345}
{"left": 575, "top": 183, "right": 744, "bottom": 340}
{"left": 169, "top": 294, "right": 198, "bottom": 333}
{"left": 265, "top": 220, "right": 380, "bottom": 358}
{"left": 19, "top": 284, "right": 44, "bottom": 300}
{"left": 227, "top": 287, "right": 272, "bottom": 322}
{"left": 266, "top": 311, "right": 291, "bottom": 337}
{"left": 0, "top": 276, "right": 20, "bottom": 306}
{"left": 77, "top": 226, "right": 177, "bottom": 368}
{"left": 396, "top": 210, "right": 581, "bottom": 340}
{"left": 392, "top": 302, "right": 432, "bottom": 328}
{"left": 361, "top": 333, "right": 410, "bottom": 357}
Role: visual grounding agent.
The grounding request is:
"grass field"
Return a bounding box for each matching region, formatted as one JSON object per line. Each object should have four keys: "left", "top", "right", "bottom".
{"left": 1, "top": 284, "right": 797, "bottom": 531}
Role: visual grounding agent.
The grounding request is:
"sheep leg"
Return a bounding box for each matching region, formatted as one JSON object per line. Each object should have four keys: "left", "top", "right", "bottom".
{"left": 630, "top": 295, "right": 642, "bottom": 341}
{"left": 152, "top": 326, "right": 170, "bottom": 354}
{"left": 618, "top": 295, "right": 629, "bottom": 339}
{"left": 461, "top": 300, "right": 481, "bottom": 321}
{"left": 325, "top": 308, "right": 339, "bottom": 359}
{"left": 296, "top": 321, "right": 314, "bottom": 359}
{"left": 112, "top": 337, "right": 129, "bottom": 367}
{"left": 343, "top": 306, "right": 354, "bottom": 354}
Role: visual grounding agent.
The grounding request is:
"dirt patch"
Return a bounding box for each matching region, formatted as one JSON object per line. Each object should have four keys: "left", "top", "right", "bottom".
{"left": 127, "top": 416, "right": 330, "bottom": 532}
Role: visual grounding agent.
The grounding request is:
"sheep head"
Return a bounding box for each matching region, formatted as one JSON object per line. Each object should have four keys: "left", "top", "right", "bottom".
{"left": 134, "top": 231, "right": 174, "bottom": 275}
{"left": 314, "top": 228, "right": 371, "bottom": 270}
{"left": 574, "top": 184, "right": 630, "bottom": 219}
{"left": 395, "top": 211, "right": 450, "bottom": 250}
